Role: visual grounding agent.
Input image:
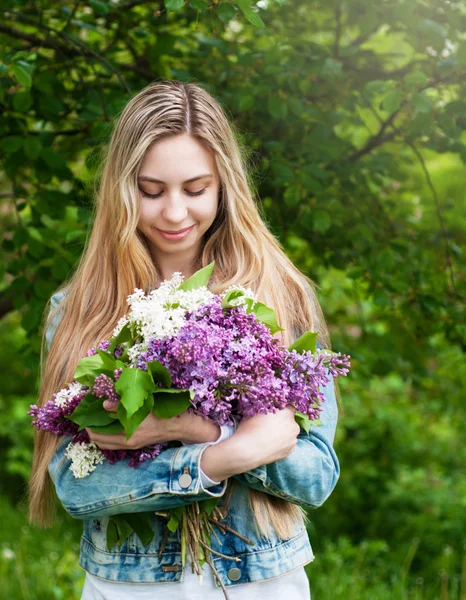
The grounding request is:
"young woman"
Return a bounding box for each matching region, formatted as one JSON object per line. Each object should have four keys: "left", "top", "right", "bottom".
{"left": 29, "top": 80, "right": 340, "bottom": 599}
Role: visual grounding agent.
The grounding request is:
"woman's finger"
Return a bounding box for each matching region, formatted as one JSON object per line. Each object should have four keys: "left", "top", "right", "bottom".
{"left": 103, "top": 399, "right": 118, "bottom": 412}
{"left": 86, "top": 428, "right": 126, "bottom": 445}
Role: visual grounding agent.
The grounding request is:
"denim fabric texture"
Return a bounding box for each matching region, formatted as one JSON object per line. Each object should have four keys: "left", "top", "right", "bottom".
{"left": 46, "top": 290, "right": 340, "bottom": 588}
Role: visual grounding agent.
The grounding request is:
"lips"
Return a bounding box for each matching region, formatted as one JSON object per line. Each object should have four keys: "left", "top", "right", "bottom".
{"left": 155, "top": 224, "right": 195, "bottom": 241}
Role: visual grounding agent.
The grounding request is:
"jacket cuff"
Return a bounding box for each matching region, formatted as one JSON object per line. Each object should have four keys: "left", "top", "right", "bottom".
{"left": 169, "top": 442, "right": 228, "bottom": 497}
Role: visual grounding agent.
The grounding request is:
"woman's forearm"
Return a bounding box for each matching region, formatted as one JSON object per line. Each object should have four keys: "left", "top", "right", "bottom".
{"left": 200, "top": 408, "right": 303, "bottom": 482}
{"left": 172, "top": 412, "right": 221, "bottom": 445}
{"left": 200, "top": 435, "right": 258, "bottom": 481}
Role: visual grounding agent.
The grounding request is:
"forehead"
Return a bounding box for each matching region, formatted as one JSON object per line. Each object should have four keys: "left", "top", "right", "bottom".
{"left": 139, "top": 134, "right": 217, "bottom": 183}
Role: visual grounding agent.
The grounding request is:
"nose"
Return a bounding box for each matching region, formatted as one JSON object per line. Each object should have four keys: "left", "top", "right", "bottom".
{"left": 161, "top": 193, "right": 188, "bottom": 224}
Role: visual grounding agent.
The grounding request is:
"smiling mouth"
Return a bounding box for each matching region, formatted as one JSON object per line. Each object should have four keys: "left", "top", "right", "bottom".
{"left": 159, "top": 226, "right": 194, "bottom": 234}
{"left": 155, "top": 225, "right": 195, "bottom": 240}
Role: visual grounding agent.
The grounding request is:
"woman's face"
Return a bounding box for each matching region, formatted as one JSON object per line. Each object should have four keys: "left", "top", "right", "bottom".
{"left": 137, "top": 133, "right": 220, "bottom": 267}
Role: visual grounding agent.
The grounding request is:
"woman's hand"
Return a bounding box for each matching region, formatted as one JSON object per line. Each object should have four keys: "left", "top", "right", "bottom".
{"left": 86, "top": 399, "right": 221, "bottom": 450}
{"left": 233, "top": 406, "right": 301, "bottom": 466}
{"left": 200, "top": 406, "right": 300, "bottom": 482}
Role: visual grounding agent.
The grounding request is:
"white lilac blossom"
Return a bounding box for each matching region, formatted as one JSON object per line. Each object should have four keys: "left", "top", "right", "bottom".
{"left": 112, "top": 316, "right": 129, "bottom": 338}
{"left": 64, "top": 440, "right": 106, "bottom": 478}
{"left": 52, "top": 381, "right": 88, "bottom": 408}
{"left": 114, "top": 277, "right": 215, "bottom": 350}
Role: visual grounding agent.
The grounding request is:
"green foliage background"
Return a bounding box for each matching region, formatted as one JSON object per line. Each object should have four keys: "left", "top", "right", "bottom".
{"left": 1, "top": 0, "right": 465, "bottom": 598}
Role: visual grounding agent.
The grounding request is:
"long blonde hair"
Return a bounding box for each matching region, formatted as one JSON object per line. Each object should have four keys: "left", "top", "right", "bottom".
{"left": 29, "top": 79, "right": 335, "bottom": 539}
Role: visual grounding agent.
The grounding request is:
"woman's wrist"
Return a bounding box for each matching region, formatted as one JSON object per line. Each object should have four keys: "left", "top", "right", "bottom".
{"left": 200, "top": 434, "right": 260, "bottom": 482}
{"left": 169, "top": 411, "right": 221, "bottom": 445}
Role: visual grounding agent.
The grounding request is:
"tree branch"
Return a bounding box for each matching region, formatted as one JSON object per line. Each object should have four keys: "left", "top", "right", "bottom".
{"left": 407, "top": 142, "right": 457, "bottom": 293}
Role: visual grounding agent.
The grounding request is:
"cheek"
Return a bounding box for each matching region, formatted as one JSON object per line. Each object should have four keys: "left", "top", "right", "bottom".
{"left": 138, "top": 201, "right": 158, "bottom": 227}
{"left": 195, "top": 194, "right": 218, "bottom": 223}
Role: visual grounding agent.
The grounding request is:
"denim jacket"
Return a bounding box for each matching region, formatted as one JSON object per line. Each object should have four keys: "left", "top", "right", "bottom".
{"left": 46, "top": 290, "right": 340, "bottom": 588}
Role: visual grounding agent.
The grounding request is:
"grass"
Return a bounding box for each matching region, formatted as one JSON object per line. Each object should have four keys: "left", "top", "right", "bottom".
{"left": 307, "top": 536, "right": 466, "bottom": 600}
{"left": 0, "top": 496, "right": 84, "bottom": 599}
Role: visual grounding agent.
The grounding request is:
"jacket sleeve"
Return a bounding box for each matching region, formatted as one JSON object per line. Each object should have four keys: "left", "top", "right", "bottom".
{"left": 232, "top": 343, "right": 340, "bottom": 510}
{"left": 45, "top": 292, "right": 228, "bottom": 519}
{"left": 48, "top": 435, "right": 228, "bottom": 519}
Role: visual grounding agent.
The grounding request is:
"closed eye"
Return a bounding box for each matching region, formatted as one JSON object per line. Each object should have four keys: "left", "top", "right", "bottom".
{"left": 139, "top": 188, "right": 206, "bottom": 199}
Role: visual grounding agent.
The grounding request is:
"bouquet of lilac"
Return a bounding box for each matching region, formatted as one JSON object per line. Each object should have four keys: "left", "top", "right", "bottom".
{"left": 30, "top": 262, "right": 350, "bottom": 595}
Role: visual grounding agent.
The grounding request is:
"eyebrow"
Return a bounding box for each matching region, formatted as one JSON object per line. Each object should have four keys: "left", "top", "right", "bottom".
{"left": 137, "top": 174, "right": 214, "bottom": 184}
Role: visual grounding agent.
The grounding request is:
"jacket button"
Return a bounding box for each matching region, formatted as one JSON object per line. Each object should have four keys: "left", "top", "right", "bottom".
{"left": 227, "top": 567, "right": 241, "bottom": 581}
{"left": 178, "top": 467, "right": 193, "bottom": 488}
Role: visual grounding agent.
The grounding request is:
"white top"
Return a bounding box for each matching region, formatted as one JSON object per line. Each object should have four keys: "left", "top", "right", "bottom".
{"left": 81, "top": 562, "right": 311, "bottom": 599}
{"left": 80, "top": 426, "right": 311, "bottom": 599}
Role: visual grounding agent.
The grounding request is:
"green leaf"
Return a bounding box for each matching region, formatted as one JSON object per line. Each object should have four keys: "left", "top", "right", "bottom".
{"left": 12, "top": 61, "right": 33, "bottom": 88}
{"left": 178, "top": 261, "right": 215, "bottom": 292}
{"left": 404, "top": 70, "right": 429, "bottom": 88}
{"left": 106, "top": 519, "right": 119, "bottom": 550}
{"left": 108, "top": 322, "right": 132, "bottom": 353}
{"left": 235, "top": 0, "right": 265, "bottom": 27}
{"left": 13, "top": 227, "right": 29, "bottom": 248}
{"left": 247, "top": 301, "right": 283, "bottom": 335}
{"left": 96, "top": 348, "right": 117, "bottom": 370}
{"left": 221, "top": 289, "right": 246, "bottom": 308}
{"left": 87, "top": 420, "right": 124, "bottom": 434}
{"left": 147, "top": 360, "right": 172, "bottom": 388}
{"left": 190, "top": 0, "right": 207, "bottom": 10}
{"left": 116, "top": 389, "right": 154, "bottom": 441}
{"left": 122, "top": 513, "right": 154, "bottom": 546}
{"left": 382, "top": 89, "right": 403, "bottom": 114}
{"left": 198, "top": 497, "right": 220, "bottom": 516}
{"left": 238, "top": 94, "right": 255, "bottom": 112}
{"left": 12, "top": 92, "right": 33, "bottom": 112}
{"left": 27, "top": 236, "right": 45, "bottom": 259}
{"left": 107, "top": 515, "right": 134, "bottom": 549}
{"left": 66, "top": 393, "right": 115, "bottom": 429}
{"left": 363, "top": 80, "right": 388, "bottom": 97}
{"left": 167, "top": 507, "right": 185, "bottom": 532}
{"left": 165, "top": 0, "right": 184, "bottom": 10}
{"left": 89, "top": 0, "right": 110, "bottom": 15}
{"left": 313, "top": 210, "right": 331, "bottom": 233}
{"left": 22, "top": 308, "right": 41, "bottom": 332}
{"left": 153, "top": 389, "right": 192, "bottom": 419}
{"left": 284, "top": 186, "right": 300, "bottom": 208}
{"left": 115, "top": 367, "right": 156, "bottom": 420}
{"left": 288, "top": 331, "right": 318, "bottom": 354}
{"left": 216, "top": 2, "right": 236, "bottom": 22}
{"left": 411, "top": 92, "right": 434, "bottom": 114}
{"left": 51, "top": 257, "right": 71, "bottom": 280}
{"left": 268, "top": 95, "right": 287, "bottom": 120}
{"left": 34, "top": 280, "right": 56, "bottom": 300}
{"left": 74, "top": 354, "right": 114, "bottom": 386}
{"left": 295, "top": 411, "right": 311, "bottom": 433}
{"left": 1, "top": 136, "right": 23, "bottom": 154}
{"left": 199, "top": 541, "right": 206, "bottom": 562}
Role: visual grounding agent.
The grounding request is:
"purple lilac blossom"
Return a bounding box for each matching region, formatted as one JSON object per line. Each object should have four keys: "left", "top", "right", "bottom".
{"left": 138, "top": 297, "right": 350, "bottom": 426}
{"left": 84, "top": 339, "right": 125, "bottom": 358}
{"left": 85, "top": 339, "right": 111, "bottom": 357}
{"left": 93, "top": 374, "right": 119, "bottom": 403}
{"left": 28, "top": 385, "right": 89, "bottom": 437}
